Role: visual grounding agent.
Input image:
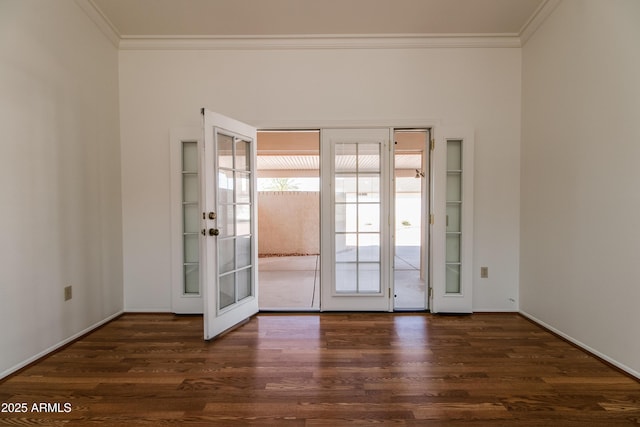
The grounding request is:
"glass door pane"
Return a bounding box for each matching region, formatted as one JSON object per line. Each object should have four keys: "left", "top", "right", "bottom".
{"left": 171, "top": 127, "right": 204, "bottom": 314}
{"left": 393, "top": 130, "right": 429, "bottom": 310}
{"left": 182, "top": 141, "right": 200, "bottom": 295}
{"left": 334, "top": 142, "right": 381, "bottom": 294}
{"left": 445, "top": 139, "right": 463, "bottom": 294}
{"left": 216, "top": 130, "right": 254, "bottom": 311}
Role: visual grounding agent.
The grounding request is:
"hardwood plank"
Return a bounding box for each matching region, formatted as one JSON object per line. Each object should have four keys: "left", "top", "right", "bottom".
{"left": 1, "top": 313, "right": 639, "bottom": 426}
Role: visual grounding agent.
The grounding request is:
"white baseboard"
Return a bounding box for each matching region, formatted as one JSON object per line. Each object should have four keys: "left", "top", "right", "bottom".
{"left": 519, "top": 310, "right": 640, "bottom": 380}
{"left": 0, "top": 311, "right": 124, "bottom": 380}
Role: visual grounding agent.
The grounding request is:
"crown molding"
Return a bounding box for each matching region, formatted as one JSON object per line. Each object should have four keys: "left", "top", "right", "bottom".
{"left": 74, "top": 0, "right": 121, "bottom": 48}
{"left": 519, "top": 0, "right": 562, "bottom": 46}
{"left": 249, "top": 118, "right": 442, "bottom": 130}
{"left": 119, "top": 34, "right": 521, "bottom": 51}
{"left": 75, "top": 0, "right": 559, "bottom": 52}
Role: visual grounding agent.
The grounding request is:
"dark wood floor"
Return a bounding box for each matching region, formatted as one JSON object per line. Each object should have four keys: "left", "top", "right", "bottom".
{"left": 1, "top": 313, "right": 639, "bottom": 426}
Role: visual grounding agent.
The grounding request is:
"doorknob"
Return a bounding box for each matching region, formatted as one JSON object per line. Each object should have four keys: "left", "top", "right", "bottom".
{"left": 208, "top": 228, "right": 219, "bottom": 236}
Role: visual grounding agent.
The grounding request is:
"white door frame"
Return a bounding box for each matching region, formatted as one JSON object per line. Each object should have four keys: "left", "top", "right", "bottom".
{"left": 320, "top": 128, "right": 393, "bottom": 312}
{"left": 391, "top": 128, "right": 431, "bottom": 311}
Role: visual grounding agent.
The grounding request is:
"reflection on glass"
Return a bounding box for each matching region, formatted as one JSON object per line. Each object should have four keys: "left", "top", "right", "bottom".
{"left": 446, "top": 173, "right": 461, "bottom": 202}
{"left": 217, "top": 204, "right": 234, "bottom": 238}
{"left": 182, "top": 141, "right": 198, "bottom": 172}
{"left": 236, "top": 204, "right": 251, "bottom": 236}
{"left": 446, "top": 235, "right": 461, "bottom": 263}
{"left": 236, "top": 236, "right": 251, "bottom": 269}
{"left": 183, "top": 204, "right": 199, "bottom": 233}
{"left": 219, "top": 238, "right": 235, "bottom": 274}
{"left": 237, "top": 268, "right": 252, "bottom": 301}
{"left": 217, "top": 133, "right": 233, "bottom": 169}
{"left": 335, "top": 143, "right": 357, "bottom": 172}
{"left": 445, "top": 138, "right": 463, "bottom": 295}
{"left": 184, "top": 265, "right": 199, "bottom": 294}
{"left": 183, "top": 174, "right": 198, "bottom": 203}
{"left": 336, "top": 234, "right": 357, "bottom": 262}
{"left": 218, "top": 170, "right": 234, "bottom": 204}
{"left": 235, "top": 139, "right": 250, "bottom": 171}
{"left": 335, "top": 175, "right": 357, "bottom": 202}
{"left": 335, "top": 204, "right": 346, "bottom": 233}
{"left": 358, "top": 233, "right": 380, "bottom": 262}
{"left": 358, "top": 143, "right": 380, "bottom": 172}
{"left": 446, "top": 264, "right": 461, "bottom": 294}
{"left": 335, "top": 204, "right": 357, "bottom": 233}
{"left": 336, "top": 263, "right": 357, "bottom": 293}
{"left": 219, "top": 273, "right": 235, "bottom": 309}
{"left": 447, "top": 140, "right": 462, "bottom": 171}
{"left": 184, "top": 234, "right": 199, "bottom": 264}
{"left": 359, "top": 263, "right": 380, "bottom": 292}
{"left": 358, "top": 175, "right": 380, "bottom": 202}
{"left": 236, "top": 172, "right": 250, "bottom": 203}
{"left": 446, "top": 204, "right": 461, "bottom": 233}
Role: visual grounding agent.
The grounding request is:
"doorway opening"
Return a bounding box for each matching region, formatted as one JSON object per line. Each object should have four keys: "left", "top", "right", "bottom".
{"left": 257, "top": 130, "right": 321, "bottom": 310}
{"left": 393, "top": 129, "right": 430, "bottom": 310}
{"left": 173, "top": 117, "right": 465, "bottom": 319}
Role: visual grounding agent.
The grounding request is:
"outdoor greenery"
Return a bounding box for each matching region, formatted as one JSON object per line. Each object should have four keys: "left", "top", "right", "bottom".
{"left": 264, "top": 178, "right": 300, "bottom": 191}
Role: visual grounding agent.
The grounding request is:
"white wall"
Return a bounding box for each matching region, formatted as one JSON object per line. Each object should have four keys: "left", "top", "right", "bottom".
{"left": 0, "top": 1, "right": 123, "bottom": 377}
{"left": 119, "top": 45, "right": 521, "bottom": 312}
{"left": 521, "top": 0, "right": 640, "bottom": 376}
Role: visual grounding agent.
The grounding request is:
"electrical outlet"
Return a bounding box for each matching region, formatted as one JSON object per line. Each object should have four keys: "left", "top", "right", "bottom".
{"left": 480, "top": 267, "right": 489, "bottom": 278}
{"left": 64, "top": 285, "right": 72, "bottom": 301}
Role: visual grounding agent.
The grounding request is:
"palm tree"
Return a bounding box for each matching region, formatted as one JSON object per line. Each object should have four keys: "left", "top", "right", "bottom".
{"left": 265, "top": 178, "right": 299, "bottom": 191}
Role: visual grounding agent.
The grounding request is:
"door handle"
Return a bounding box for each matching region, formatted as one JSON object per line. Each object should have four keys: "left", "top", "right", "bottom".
{"left": 208, "top": 228, "right": 219, "bottom": 236}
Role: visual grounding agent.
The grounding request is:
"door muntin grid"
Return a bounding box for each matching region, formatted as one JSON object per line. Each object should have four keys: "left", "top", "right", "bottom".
{"left": 445, "top": 139, "right": 462, "bottom": 294}
{"left": 182, "top": 141, "right": 200, "bottom": 295}
{"left": 216, "top": 131, "right": 254, "bottom": 311}
{"left": 334, "top": 142, "right": 382, "bottom": 294}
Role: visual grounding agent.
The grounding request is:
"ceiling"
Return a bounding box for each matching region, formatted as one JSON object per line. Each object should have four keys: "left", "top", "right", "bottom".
{"left": 91, "top": 0, "right": 546, "bottom": 38}
{"left": 257, "top": 154, "right": 421, "bottom": 172}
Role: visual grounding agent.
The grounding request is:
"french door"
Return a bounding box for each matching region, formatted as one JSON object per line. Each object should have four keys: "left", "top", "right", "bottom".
{"left": 183, "top": 116, "right": 471, "bottom": 320}
{"left": 320, "top": 126, "right": 473, "bottom": 313}
{"left": 202, "top": 110, "right": 259, "bottom": 339}
{"left": 320, "top": 128, "right": 392, "bottom": 311}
